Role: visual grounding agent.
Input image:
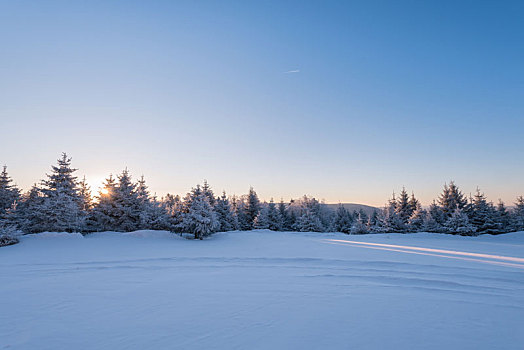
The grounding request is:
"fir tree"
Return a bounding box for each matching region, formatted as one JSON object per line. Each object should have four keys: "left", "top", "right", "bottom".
{"left": 0, "top": 166, "right": 21, "bottom": 219}
{"left": 266, "top": 199, "right": 283, "bottom": 231}
{"left": 396, "top": 187, "right": 412, "bottom": 225}
{"left": 244, "top": 187, "right": 260, "bottom": 229}
{"left": 444, "top": 208, "right": 476, "bottom": 235}
{"left": 180, "top": 193, "right": 219, "bottom": 239}
{"left": 278, "top": 199, "right": 290, "bottom": 231}
{"left": 438, "top": 181, "right": 467, "bottom": 216}
{"left": 425, "top": 201, "right": 446, "bottom": 233}
{"left": 407, "top": 206, "right": 427, "bottom": 232}
{"left": 333, "top": 205, "right": 353, "bottom": 234}
{"left": 495, "top": 200, "right": 511, "bottom": 233}
{"left": 88, "top": 175, "right": 118, "bottom": 231}
{"left": 513, "top": 196, "right": 524, "bottom": 231}
{"left": 351, "top": 213, "right": 368, "bottom": 234}
{"left": 215, "top": 191, "right": 238, "bottom": 232}
{"left": 38, "top": 153, "right": 84, "bottom": 232}
{"left": 468, "top": 188, "right": 500, "bottom": 234}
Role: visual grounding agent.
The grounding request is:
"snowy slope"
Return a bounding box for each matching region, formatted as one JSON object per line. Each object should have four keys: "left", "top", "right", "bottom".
{"left": 1, "top": 230, "right": 524, "bottom": 349}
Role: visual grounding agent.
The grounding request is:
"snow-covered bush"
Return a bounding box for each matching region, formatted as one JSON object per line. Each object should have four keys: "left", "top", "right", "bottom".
{"left": 0, "top": 225, "right": 21, "bottom": 247}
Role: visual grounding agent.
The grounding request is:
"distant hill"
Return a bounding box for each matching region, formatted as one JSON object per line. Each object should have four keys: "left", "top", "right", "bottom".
{"left": 325, "top": 203, "right": 380, "bottom": 215}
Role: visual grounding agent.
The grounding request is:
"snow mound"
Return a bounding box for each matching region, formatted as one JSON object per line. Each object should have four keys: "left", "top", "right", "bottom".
{"left": 26, "top": 232, "right": 84, "bottom": 239}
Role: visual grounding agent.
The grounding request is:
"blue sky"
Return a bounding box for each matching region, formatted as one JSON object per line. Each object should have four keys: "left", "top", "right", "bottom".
{"left": 1, "top": 0, "right": 523, "bottom": 206}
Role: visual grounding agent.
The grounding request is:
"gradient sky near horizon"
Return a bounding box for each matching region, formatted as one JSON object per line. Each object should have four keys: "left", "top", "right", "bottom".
{"left": 1, "top": 0, "right": 523, "bottom": 206}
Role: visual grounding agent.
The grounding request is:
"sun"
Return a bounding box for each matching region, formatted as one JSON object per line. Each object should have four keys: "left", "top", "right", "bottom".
{"left": 100, "top": 188, "right": 109, "bottom": 195}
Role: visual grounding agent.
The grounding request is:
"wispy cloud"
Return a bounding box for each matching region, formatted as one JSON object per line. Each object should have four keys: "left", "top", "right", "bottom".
{"left": 284, "top": 69, "right": 300, "bottom": 74}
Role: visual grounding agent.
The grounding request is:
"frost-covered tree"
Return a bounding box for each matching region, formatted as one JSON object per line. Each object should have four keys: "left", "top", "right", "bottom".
{"left": 407, "top": 206, "right": 427, "bottom": 232}
{"left": 253, "top": 203, "right": 269, "bottom": 229}
{"left": 278, "top": 199, "right": 290, "bottom": 231}
{"left": 468, "top": 188, "right": 501, "bottom": 234}
{"left": 0, "top": 166, "right": 20, "bottom": 219}
{"left": 201, "top": 180, "right": 216, "bottom": 207}
{"left": 180, "top": 192, "right": 219, "bottom": 239}
{"left": 112, "top": 170, "right": 144, "bottom": 232}
{"left": 294, "top": 210, "right": 324, "bottom": 232}
{"left": 215, "top": 191, "right": 238, "bottom": 232}
{"left": 367, "top": 210, "right": 381, "bottom": 233}
{"left": 382, "top": 193, "right": 404, "bottom": 232}
{"left": 512, "top": 196, "right": 524, "bottom": 231}
{"left": 244, "top": 187, "right": 260, "bottom": 230}
{"left": 265, "top": 199, "right": 283, "bottom": 231}
{"left": 135, "top": 175, "right": 169, "bottom": 230}
{"left": 351, "top": 213, "right": 368, "bottom": 234}
{"left": 88, "top": 175, "right": 118, "bottom": 231}
{"left": 162, "top": 193, "right": 184, "bottom": 231}
{"left": 495, "top": 200, "right": 511, "bottom": 233}
{"left": 78, "top": 176, "right": 93, "bottom": 212}
{"left": 424, "top": 201, "right": 446, "bottom": 233}
{"left": 235, "top": 197, "right": 251, "bottom": 231}
{"left": 333, "top": 205, "right": 353, "bottom": 234}
{"left": 444, "top": 208, "right": 476, "bottom": 235}
{"left": 12, "top": 185, "right": 46, "bottom": 233}
{"left": 438, "top": 181, "right": 467, "bottom": 216}
{"left": 396, "top": 187, "right": 412, "bottom": 225}
{"left": 37, "top": 153, "right": 85, "bottom": 233}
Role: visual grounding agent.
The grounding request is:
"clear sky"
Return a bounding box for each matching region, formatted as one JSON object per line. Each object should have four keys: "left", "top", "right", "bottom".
{"left": 1, "top": 0, "right": 523, "bottom": 207}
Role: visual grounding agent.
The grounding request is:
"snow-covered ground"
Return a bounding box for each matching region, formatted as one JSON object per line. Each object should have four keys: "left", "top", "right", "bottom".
{"left": 1, "top": 230, "right": 524, "bottom": 349}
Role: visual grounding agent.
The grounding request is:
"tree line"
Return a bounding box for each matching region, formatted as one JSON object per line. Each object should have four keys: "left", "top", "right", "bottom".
{"left": 1, "top": 153, "right": 523, "bottom": 241}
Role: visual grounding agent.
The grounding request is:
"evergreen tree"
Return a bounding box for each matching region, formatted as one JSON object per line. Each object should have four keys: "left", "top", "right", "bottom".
{"left": 253, "top": 203, "right": 269, "bottom": 229}
{"left": 438, "top": 181, "right": 467, "bottom": 216}
{"left": 425, "top": 201, "right": 446, "bottom": 233}
{"left": 0, "top": 166, "right": 21, "bottom": 219}
{"left": 408, "top": 192, "right": 420, "bottom": 218}
{"left": 38, "top": 153, "right": 84, "bottom": 232}
{"left": 88, "top": 175, "right": 118, "bottom": 231}
{"left": 396, "top": 187, "right": 412, "bottom": 225}
{"left": 382, "top": 193, "right": 404, "bottom": 232}
{"left": 201, "top": 180, "right": 216, "bottom": 207}
{"left": 294, "top": 210, "right": 324, "bottom": 232}
{"left": 278, "top": 199, "right": 290, "bottom": 231}
{"left": 351, "top": 213, "right": 368, "bottom": 234}
{"left": 112, "top": 169, "right": 142, "bottom": 232}
{"left": 244, "top": 187, "right": 260, "bottom": 229}
{"left": 333, "top": 205, "right": 353, "bottom": 234}
{"left": 468, "top": 188, "right": 500, "bottom": 234}
{"left": 512, "top": 196, "right": 524, "bottom": 231}
{"left": 162, "top": 193, "right": 184, "bottom": 232}
{"left": 266, "top": 199, "right": 283, "bottom": 231}
{"left": 366, "top": 210, "right": 381, "bottom": 233}
{"left": 495, "top": 200, "right": 511, "bottom": 233}
{"left": 444, "top": 208, "right": 476, "bottom": 235}
{"left": 407, "top": 206, "right": 427, "bottom": 232}
{"left": 180, "top": 192, "right": 219, "bottom": 239}
{"left": 214, "top": 191, "right": 238, "bottom": 232}
{"left": 13, "top": 185, "right": 46, "bottom": 233}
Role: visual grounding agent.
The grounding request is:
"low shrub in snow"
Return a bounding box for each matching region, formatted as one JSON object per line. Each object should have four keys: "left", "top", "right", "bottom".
{"left": 0, "top": 225, "right": 22, "bottom": 247}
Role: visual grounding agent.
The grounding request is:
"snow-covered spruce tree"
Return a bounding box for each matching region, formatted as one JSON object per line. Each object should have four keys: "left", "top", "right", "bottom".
{"left": 351, "top": 213, "right": 368, "bottom": 234}
{"left": 78, "top": 176, "right": 93, "bottom": 212}
{"left": 444, "top": 208, "right": 476, "bottom": 235}
{"left": 161, "top": 193, "right": 184, "bottom": 232}
{"left": 266, "top": 199, "right": 284, "bottom": 231}
{"left": 201, "top": 180, "right": 216, "bottom": 207}
{"left": 235, "top": 197, "right": 251, "bottom": 231}
{"left": 0, "top": 166, "right": 21, "bottom": 219}
{"left": 244, "top": 187, "right": 261, "bottom": 230}
{"left": 277, "top": 199, "right": 289, "bottom": 231}
{"left": 87, "top": 175, "right": 118, "bottom": 231}
{"left": 366, "top": 210, "right": 382, "bottom": 233}
{"left": 0, "top": 225, "right": 22, "bottom": 247}
{"left": 294, "top": 210, "right": 324, "bottom": 232}
{"left": 382, "top": 193, "right": 404, "bottom": 233}
{"left": 512, "top": 196, "right": 524, "bottom": 232}
{"left": 112, "top": 169, "right": 142, "bottom": 232}
{"left": 333, "top": 205, "right": 353, "bottom": 234}
{"left": 12, "top": 185, "right": 45, "bottom": 233}
{"left": 468, "top": 188, "right": 501, "bottom": 234}
{"left": 408, "top": 192, "right": 420, "bottom": 219}
{"left": 37, "top": 153, "right": 85, "bottom": 233}
{"left": 396, "top": 187, "right": 413, "bottom": 226}
{"left": 214, "top": 191, "right": 238, "bottom": 232}
{"left": 424, "top": 201, "right": 446, "bottom": 233}
{"left": 292, "top": 196, "right": 326, "bottom": 232}
{"left": 135, "top": 175, "right": 169, "bottom": 230}
{"left": 180, "top": 192, "right": 219, "bottom": 239}
{"left": 253, "top": 203, "right": 269, "bottom": 229}
{"left": 407, "top": 206, "right": 427, "bottom": 232}
{"left": 438, "top": 181, "right": 467, "bottom": 217}
{"left": 495, "top": 200, "right": 512, "bottom": 233}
